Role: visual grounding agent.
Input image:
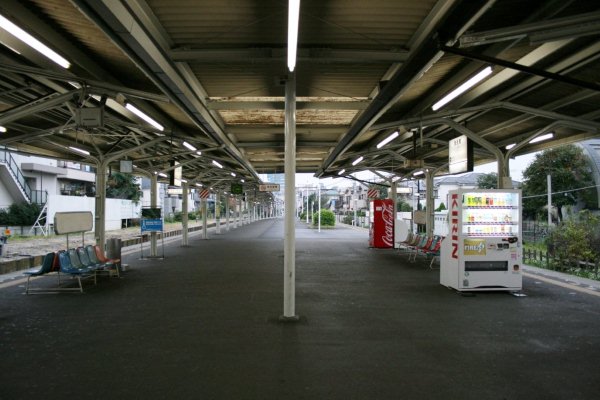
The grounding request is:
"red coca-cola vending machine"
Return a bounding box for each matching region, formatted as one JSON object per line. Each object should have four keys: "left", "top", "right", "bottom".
{"left": 369, "top": 199, "right": 394, "bottom": 248}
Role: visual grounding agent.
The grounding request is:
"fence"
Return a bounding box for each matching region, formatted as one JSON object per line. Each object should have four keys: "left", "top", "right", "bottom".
{"left": 523, "top": 247, "right": 599, "bottom": 277}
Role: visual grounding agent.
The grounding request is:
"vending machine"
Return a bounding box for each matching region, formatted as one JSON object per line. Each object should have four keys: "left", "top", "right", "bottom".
{"left": 440, "top": 189, "right": 522, "bottom": 291}
{"left": 369, "top": 199, "right": 394, "bottom": 248}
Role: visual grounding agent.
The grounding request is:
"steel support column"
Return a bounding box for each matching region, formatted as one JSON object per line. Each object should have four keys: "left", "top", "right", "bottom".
{"left": 215, "top": 191, "right": 221, "bottom": 234}
{"left": 150, "top": 174, "right": 158, "bottom": 257}
{"left": 94, "top": 161, "right": 107, "bottom": 249}
{"left": 182, "top": 182, "right": 189, "bottom": 246}
{"left": 425, "top": 170, "right": 435, "bottom": 237}
{"left": 283, "top": 71, "right": 298, "bottom": 320}
{"left": 202, "top": 198, "right": 208, "bottom": 239}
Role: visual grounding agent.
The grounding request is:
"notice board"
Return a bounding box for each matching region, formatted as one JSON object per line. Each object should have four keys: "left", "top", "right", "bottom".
{"left": 54, "top": 211, "right": 94, "bottom": 234}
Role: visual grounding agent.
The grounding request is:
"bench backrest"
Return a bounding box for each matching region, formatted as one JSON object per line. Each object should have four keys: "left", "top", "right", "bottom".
{"left": 39, "top": 252, "right": 55, "bottom": 274}
{"left": 77, "top": 247, "right": 93, "bottom": 267}
{"left": 68, "top": 248, "right": 85, "bottom": 269}
{"left": 57, "top": 250, "right": 73, "bottom": 271}
{"left": 86, "top": 245, "right": 101, "bottom": 264}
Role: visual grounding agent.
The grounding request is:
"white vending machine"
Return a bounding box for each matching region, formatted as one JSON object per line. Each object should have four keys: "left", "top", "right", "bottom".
{"left": 440, "top": 189, "right": 522, "bottom": 291}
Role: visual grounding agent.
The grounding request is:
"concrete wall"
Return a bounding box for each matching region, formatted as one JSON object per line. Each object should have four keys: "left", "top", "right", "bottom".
{"left": 0, "top": 178, "right": 14, "bottom": 208}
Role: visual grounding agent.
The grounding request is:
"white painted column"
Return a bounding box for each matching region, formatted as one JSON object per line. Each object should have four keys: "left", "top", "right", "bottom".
{"left": 283, "top": 71, "right": 297, "bottom": 319}
{"left": 425, "top": 170, "right": 435, "bottom": 237}
{"left": 182, "top": 182, "right": 189, "bottom": 246}
{"left": 202, "top": 198, "right": 208, "bottom": 239}
{"left": 215, "top": 191, "right": 221, "bottom": 234}
{"left": 94, "top": 160, "right": 107, "bottom": 248}
{"left": 238, "top": 197, "right": 242, "bottom": 227}
{"left": 226, "top": 196, "right": 230, "bottom": 231}
{"left": 150, "top": 174, "right": 158, "bottom": 257}
{"left": 547, "top": 174, "right": 552, "bottom": 226}
{"left": 318, "top": 184, "right": 321, "bottom": 232}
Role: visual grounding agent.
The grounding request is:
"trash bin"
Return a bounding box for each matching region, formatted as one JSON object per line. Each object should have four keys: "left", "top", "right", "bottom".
{"left": 106, "top": 238, "right": 122, "bottom": 270}
{"left": 0, "top": 235, "right": 6, "bottom": 256}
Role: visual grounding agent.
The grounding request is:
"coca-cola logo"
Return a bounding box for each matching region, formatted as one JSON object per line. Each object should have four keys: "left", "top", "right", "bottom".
{"left": 381, "top": 202, "right": 394, "bottom": 246}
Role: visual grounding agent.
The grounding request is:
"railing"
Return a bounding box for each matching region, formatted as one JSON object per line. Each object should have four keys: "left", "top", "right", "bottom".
{"left": 523, "top": 247, "right": 599, "bottom": 277}
{"left": 0, "top": 148, "right": 48, "bottom": 205}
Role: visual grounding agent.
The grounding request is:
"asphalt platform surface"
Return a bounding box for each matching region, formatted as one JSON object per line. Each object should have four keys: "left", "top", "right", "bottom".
{"left": 1, "top": 218, "right": 600, "bottom": 399}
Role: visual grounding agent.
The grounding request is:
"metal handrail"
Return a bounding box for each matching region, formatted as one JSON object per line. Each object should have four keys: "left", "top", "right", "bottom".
{"left": 0, "top": 148, "right": 48, "bottom": 205}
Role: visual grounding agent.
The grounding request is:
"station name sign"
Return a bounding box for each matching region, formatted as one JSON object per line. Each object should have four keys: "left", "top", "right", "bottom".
{"left": 259, "top": 183, "right": 280, "bottom": 192}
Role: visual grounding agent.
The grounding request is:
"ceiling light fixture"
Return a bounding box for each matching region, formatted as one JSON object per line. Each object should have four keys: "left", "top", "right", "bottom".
{"left": 231, "top": 172, "right": 236, "bottom": 177}
{"left": 68, "top": 146, "right": 89, "bottom": 155}
{"left": 352, "top": 156, "right": 364, "bottom": 166}
{"left": 125, "top": 103, "right": 164, "bottom": 131}
{"left": 413, "top": 171, "right": 424, "bottom": 176}
{"left": 0, "top": 14, "right": 71, "bottom": 69}
{"left": 0, "top": 126, "right": 6, "bottom": 133}
{"left": 196, "top": 151, "right": 202, "bottom": 156}
{"left": 241, "top": 179, "right": 245, "bottom": 183}
{"left": 182, "top": 141, "right": 196, "bottom": 151}
{"left": 158, "top": 172, "right": 168, "bottom": 178}
{"left": 505, "top": 143, "right": 516, "bottom": 150}
{"left": 529, "top": 132, "right": 554, "bottom": 144}
{"left": 338, "top": 169, "right": 346, "bottom": 175}
{"left": 212, "top": 160, "right": 223, "bottom": 169}
{"left": 287, "top": 0, "right": 301, "bottom": 72}
{"left": 376, "top": 131, "right": 399, "bottom": 149}
{"left": 195, "top": 183, "right": 203, "bottom": 187}
{"left": 432, "top": 66, "right": 493, "bottom": 111}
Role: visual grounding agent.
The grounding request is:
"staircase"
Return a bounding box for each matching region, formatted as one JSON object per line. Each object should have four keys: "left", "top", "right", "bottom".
{"left": 0, "top": 148, "right": 47, "bottom": 206}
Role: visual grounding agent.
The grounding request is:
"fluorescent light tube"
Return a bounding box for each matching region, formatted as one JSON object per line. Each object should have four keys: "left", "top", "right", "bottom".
{"left": 376, "top": 131, "right": 399, "bottom": 149}
{"left": 180, "top": 179, "right": 187, "bottom": 183}
{"left": 241, "top": 179, "right": 245, "bottom": 183}
{"left": 212, "top": 160, "right": 223, "bottom": 169}
{"left": 69, "top": 146, "right": 89, "bottom": 155}
{"left": 182, "top": 141, "right": 196, "bottom": 151}
{"left": 352, "top": 156, "right": 364, "bottom": 166}
{"left": 413, "top": 171, "right": 424, "bottom": 176}
{"left": 287, "top": 0, "right": 301, "bottom": 72}
{"left": 0, "top": 126, "right": 6, "bottom": 133}
{"left": 196, "top": 151, "right": 202, "bottom": 156}
{"left": 0, "top": 14, "right": 71, "bottom": 69}
{"left": 195, "top": 183, "right": 203, "bottom": 187}
{"left": 432, "top": 66, "right": 493, "bottom": 111}
{"left": 158, "top": 172, "right": 168, "bottom": 178}
{"left": 231, "top": 172, "right": 236, "bottom": 177}
{"left": 529, "top": 133, "right": 554, "bottom": 144}
{"left": 505, "top": 143, "right": 516, "bottom": 150}
{"left": 338, "top": 169, "right": 346, "bottom": 175}
{"left": 125, "top": 103, "right": 164, "bottom": 131}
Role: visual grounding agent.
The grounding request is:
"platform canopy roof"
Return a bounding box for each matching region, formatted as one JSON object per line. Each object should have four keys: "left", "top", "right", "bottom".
{"left": 0, "top": 0, "right": 599, "bottom": 192}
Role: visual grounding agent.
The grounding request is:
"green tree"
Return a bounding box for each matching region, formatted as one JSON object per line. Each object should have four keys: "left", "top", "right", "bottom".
{"left": 522, "top": 145, "right": 597, "bottom": 220}
{"left": 396, "top": 199, "right": 412, "bottom": 212}
{"left": 435, "top": 202, "right": 447, "bottom": 212}
{"left": 106, "top": 172, "right": 141, "bottom": 203}
{"left": 477, "top": 173, "right": 498, "bottom": 189}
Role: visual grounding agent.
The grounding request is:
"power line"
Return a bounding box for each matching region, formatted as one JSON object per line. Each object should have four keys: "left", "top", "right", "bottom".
{"left": 522, "top": 184, "right": 600, "bottom": 199}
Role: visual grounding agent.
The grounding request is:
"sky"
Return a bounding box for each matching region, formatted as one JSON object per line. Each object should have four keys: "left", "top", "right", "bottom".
{"left": 288, "top": 152, "right": 539, "bottom": 189}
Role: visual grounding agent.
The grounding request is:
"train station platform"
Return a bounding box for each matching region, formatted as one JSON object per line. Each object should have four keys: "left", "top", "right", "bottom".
{"left": 1, "top": 218, "right": 599, "bottom": 399}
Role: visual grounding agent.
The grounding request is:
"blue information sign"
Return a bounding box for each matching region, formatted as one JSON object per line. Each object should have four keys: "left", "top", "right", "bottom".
{"left": 141, "top": 218, "right": 163, "bottom": 232}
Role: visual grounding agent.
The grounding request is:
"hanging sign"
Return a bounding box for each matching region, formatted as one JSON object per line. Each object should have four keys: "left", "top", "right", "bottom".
{"left": 259, "top": 184, "right": 280, "bottom": 192}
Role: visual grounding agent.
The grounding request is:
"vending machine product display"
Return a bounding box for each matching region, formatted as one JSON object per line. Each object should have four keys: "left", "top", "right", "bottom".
{"left": 369, "top": 199, "right": 394, "bottom": 248}
{"left": 440, "top": 189, "right": 522, "bottom": 291}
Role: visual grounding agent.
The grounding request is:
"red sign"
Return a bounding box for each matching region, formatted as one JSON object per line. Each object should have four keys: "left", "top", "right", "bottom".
{"left": 367, "top": 188, "right": 379, "bottom": 199}
{"left": 199, "top": 189, "right": 211, "bottom": 199}
{"left": 451, "top": 193, "right": 459, "bottom": 259}
{"left": 369, "top": 199, "right": 394, "bottom": 248}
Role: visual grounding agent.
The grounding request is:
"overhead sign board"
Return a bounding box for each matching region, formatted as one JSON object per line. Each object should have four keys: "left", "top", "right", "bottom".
{"left": 449, "top": 135, "right": 473, "bottom": 174}
{"left": 231, "top": 183, "right": 243, "bottom": 195}
{"left": 259, "top": 184, "right": 280, "bottom": 192}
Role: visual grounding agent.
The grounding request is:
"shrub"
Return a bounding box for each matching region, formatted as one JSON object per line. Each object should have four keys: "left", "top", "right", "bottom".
{"left": 0, "top": 202, "right": 42, "bottom": 225}
{"left": 312, "top": 209, "right": 335, "bottom": 226}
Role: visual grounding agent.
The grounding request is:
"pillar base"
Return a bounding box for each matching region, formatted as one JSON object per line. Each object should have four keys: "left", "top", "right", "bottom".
{"left": 278, "top": 315, "right": 301, "bottom": 323}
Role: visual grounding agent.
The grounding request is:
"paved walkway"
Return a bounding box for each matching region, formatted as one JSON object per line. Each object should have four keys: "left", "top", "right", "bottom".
{"left": 1, "top": 218, "right": 600, "bottom": 399}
